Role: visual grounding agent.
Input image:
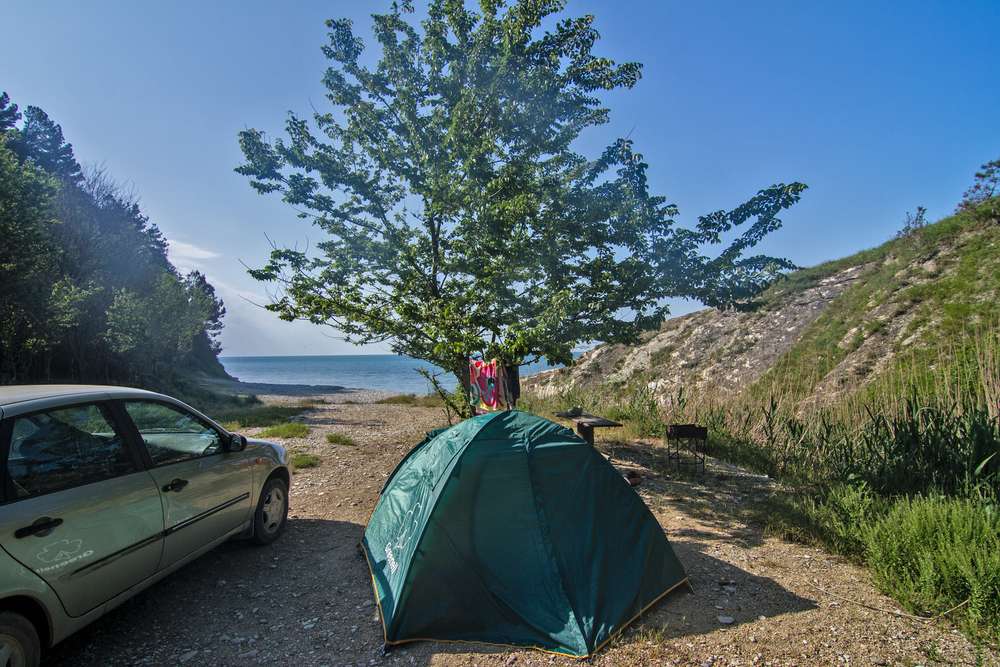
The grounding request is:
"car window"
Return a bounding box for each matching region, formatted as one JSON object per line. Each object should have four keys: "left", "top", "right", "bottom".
{"left": 123, "top": 401, "right": 223, "bottom": 465}
{"left": 5, "top": 403, "right": 136, "bottom": 500}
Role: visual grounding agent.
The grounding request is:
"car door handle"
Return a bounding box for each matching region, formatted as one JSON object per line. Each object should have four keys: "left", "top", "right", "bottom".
{"left": 15, "top": 517, "right": 63, "bottom": 539}
{"left": 162, "top": 478, "right": 189, "bottom": 493}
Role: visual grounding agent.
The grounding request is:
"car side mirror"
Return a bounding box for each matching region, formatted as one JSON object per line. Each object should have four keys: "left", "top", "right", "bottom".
{"left": 226, "top": 433, "right": 248, "bottom": 452}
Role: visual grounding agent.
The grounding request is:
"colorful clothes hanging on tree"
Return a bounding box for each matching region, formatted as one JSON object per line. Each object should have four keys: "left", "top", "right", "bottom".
{"left": 469, "top": 359, "right": 506, "bottom": 412}
{"left": 469, "top": 359, "right": 522, "bottom": 412}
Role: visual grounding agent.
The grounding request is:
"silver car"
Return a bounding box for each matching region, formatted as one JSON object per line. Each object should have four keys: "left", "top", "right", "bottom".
{"left": 0, "top": 385, "right": 290, "bottom": 667}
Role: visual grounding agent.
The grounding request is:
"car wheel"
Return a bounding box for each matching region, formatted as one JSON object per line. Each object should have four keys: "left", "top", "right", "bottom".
{"left": 252, "top": 477, "right": 288, "bottom": 545}
{"left": 0, "top": 611, "right": 40, "bottom": 667}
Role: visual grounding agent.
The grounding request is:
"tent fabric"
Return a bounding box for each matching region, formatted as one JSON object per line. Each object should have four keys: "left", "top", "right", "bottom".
{"left": 362, "top": 410, "right": 688, "bottom": 658}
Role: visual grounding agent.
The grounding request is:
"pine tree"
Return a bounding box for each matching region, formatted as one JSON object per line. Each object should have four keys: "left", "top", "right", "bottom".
{"left": 10, "top": 105, "right": 83, "bottom": 183}
{"left": 0, "top": 91, "right": 21, "bottom": 133}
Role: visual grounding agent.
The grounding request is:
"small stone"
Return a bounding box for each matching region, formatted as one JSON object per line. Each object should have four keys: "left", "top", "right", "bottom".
{"left": 179, "top": 650, "right": 198, "bottom": 664}
{"left": 717, "top": 615, "right": 735, "bottom": 625}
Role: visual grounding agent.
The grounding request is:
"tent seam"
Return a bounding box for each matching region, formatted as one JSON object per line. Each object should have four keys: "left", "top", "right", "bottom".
{"left": 387, "top": 411, "right": 507, "bottom": 638}
{"left": 522, "top": 430, "right": 591, "bottom": 655}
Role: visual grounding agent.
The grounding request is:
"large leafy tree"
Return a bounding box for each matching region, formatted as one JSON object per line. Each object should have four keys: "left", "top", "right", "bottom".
{"left": 185, "top": 270, "right": 227, "bottom": 359}
{"left": 237, "top": 1, "right": 805, "bottom": 396}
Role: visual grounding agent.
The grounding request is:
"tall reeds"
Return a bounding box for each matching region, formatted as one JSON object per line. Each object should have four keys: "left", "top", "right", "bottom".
{"left": 524, "top": 322, "right": 1000, "bottom": 499}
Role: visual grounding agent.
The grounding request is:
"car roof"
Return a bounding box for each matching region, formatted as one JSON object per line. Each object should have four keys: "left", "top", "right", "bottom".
{"left": 0, "top": 384, "right": 164, "bottom": 408}
{"left": 0, "top": 384, "right": 230, "bottom": 432}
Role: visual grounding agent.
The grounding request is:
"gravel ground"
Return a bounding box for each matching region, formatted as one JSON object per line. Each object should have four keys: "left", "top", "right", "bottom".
{"left": 47, "top": 399, "right": 997, "bottom": 667}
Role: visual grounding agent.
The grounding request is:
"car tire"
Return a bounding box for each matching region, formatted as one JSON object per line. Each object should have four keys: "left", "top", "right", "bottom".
{"left": 252, "top": 477, "right": 288, "bottom": 545}
{"left": 0, "top": 611, "right": 40, "bottom": 667}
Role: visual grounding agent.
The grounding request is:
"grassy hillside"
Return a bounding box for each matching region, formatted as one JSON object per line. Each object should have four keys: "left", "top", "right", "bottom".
{"left": 523, "top": 198, "right": 1000, "bottom": 644}
{"left": 750, "top": 198, "right": 1000, "bottom": 412}
{"left": 529, "top": 197, "right": 999, "bottom": 416}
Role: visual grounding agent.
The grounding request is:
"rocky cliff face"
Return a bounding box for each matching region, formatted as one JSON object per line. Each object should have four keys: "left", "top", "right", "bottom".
{"left": 526, "top": 264, "right": 868, "bottom": 401}
{"left": 524, "top": 204, "right": 1000, "bottom": 409}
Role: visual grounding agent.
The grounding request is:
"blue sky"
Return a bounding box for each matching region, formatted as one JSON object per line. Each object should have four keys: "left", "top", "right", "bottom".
{"left": 2, "top": 1, "right": 998, "bottom": 355}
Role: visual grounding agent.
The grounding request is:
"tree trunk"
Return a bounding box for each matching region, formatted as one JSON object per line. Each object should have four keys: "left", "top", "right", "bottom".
{"left": 452, "top": 367, "right": 474, "bottom": 418}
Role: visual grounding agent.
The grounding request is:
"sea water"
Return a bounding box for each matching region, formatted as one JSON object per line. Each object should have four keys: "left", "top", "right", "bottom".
{"left": 219, "top": 354, "right": 559, "bottom": 395}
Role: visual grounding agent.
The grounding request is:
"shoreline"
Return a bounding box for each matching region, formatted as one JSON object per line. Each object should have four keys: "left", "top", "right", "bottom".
{"left": 200, "top": 376, "right": 400, "bottom": 404}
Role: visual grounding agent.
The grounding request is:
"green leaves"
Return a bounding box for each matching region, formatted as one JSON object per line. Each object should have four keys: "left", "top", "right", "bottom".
{"left": 0, "top": 137, "right": 59, "bottom": 371}
{"left": 236, "top": 0, "right": 805, "bottom": 391}
{"left": 957, "top": 157, "right": 999, "bottom": 214}
{"left": 6, "top": 105, "right": 82, "bottom": 184}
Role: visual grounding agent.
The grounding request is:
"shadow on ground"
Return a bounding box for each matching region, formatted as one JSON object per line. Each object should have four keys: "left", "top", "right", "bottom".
{"left": 600, "top": 437, "right": 786, "bottom": 550}
{"left": 45, "top": 518, "right": 394, "bottom": 666}
{"left": 379, "top": 538, "right": 817, "bottom": 665}
{"left": 650, "top": 540, "right": 817, "bottom": 631}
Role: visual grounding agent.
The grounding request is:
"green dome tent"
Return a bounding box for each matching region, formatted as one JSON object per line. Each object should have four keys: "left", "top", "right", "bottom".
{"left": 362, "top": 410, "right": 688, "bottom": 658}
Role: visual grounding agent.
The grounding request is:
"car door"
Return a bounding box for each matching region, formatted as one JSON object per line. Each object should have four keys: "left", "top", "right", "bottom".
{"left": 0, "top": 401, "right": 164, "bottom": 617}
{"left": 119, "top": 400, "right": 252, "bottom": 570}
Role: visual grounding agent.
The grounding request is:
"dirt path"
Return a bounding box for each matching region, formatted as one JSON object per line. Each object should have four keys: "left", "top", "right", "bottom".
{"left": 49, "top": 401, "right": 995, "bottom": 666}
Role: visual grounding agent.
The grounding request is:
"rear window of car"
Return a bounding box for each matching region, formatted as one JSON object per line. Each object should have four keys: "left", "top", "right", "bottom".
{"left": 2, "top": 403, "right": 136, "bottom": 500}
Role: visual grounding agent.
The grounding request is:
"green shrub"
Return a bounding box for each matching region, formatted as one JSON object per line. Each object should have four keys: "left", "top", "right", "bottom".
{"left": 605, "top": 386, "right": 663, "bottom": 439}
{"left": 290, "top": 452, "right": 320, "bottom": 469}
{"left": 798, "top": 483, "right": 887, "bottom": 558}
{"left": 259, "top": 422, "right": 310, "bottom": 438}
{"left": 325, "top": 432, "right": 357, "bottom": 446}
{"left": 864, "top": 496, "right": 1000, "bottom": 642}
